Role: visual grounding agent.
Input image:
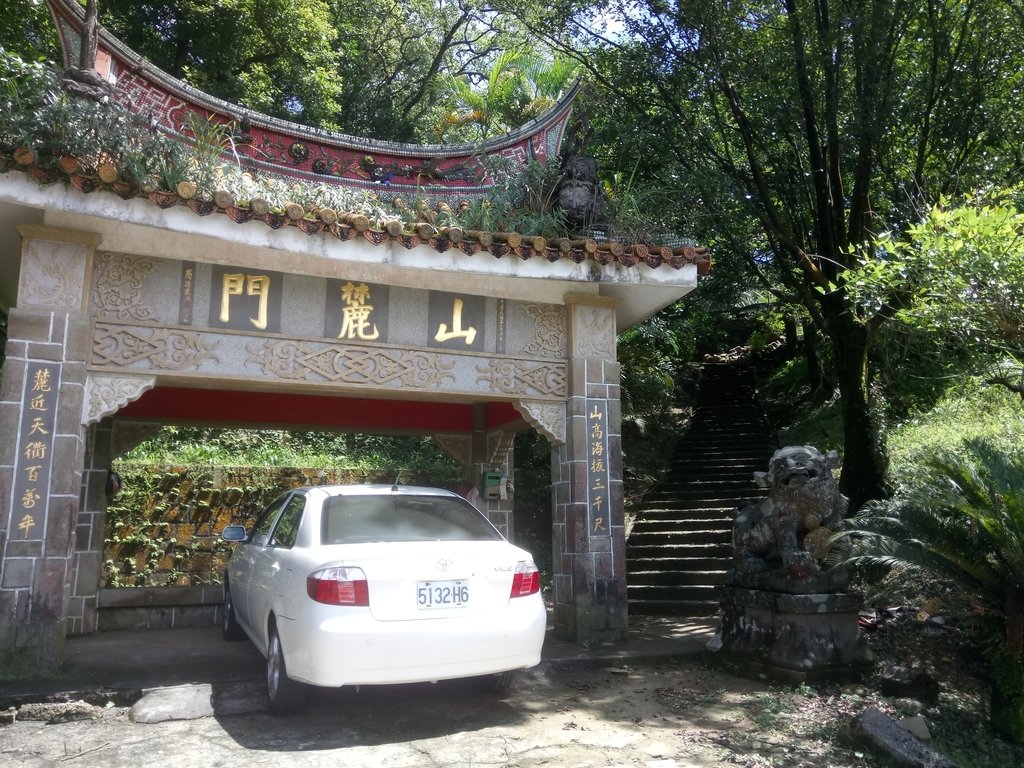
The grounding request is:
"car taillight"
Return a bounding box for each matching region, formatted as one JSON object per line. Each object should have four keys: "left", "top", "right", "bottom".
{"left": 510, "top": 560, "right": 540, "bottom": 598}
{"left": 307, "top": 566, "right": 369, "bottom": 606}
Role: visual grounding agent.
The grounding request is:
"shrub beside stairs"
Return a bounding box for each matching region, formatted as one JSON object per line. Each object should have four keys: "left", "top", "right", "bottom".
{"left": 626, "top": 362, "right": 778, "bottom": 616}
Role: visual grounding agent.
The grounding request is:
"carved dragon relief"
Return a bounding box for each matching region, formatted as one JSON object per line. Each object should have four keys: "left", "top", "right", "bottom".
{"left": 82, "top": 373, "right": 156, "bottom": 424}
{"left": 515, "top": 400, "right": 566, "bottom": 445}
{"left": 91, "top": 252, "right": 156, "bottom": 321}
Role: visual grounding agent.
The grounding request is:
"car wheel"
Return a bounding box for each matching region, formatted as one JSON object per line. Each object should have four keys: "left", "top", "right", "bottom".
{"left": 266, "top": 623, "right": 307, "bottom": 715}
{"left": 222, "top": 582, "right": 245, "bottom": 641}
{"left": 480, "top": 669, "right": 518, "bottom": 693}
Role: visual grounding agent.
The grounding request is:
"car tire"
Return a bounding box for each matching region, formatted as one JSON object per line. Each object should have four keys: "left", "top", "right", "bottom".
{"left": 222, "top": 582, "right": 245, "bottom": 641}
{"left": 480, "top": 669, "right": 518, "bottom": 693}
{"left": 266, "top": 623, "right": 307, "bottom": 715}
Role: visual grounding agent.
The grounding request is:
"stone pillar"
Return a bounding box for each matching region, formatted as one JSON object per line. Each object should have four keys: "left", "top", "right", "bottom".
{"left": 72, "top": 419, "right": 112, "bottom": 636}
{"left": 0, "top": 225, "right": 100, "bottom": 678}
{"left": 551, "top": 294, "right": 626, "bottom": 644}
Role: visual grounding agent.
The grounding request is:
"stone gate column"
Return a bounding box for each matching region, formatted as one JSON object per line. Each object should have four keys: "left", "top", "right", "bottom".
{"left": 0, "top": 225, "right": 100, "bottom": 678}
{"left": 552, "top": 294, "right": 626, "bottom": 644}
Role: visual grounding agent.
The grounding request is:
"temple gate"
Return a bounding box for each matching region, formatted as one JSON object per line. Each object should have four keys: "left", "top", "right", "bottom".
{"left": 0, "top": 0, "right": 706, "bottom": 677}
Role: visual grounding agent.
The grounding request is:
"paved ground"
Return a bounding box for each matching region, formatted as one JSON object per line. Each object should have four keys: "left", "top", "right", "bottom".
{"left": 0, "top": 616, "right": 716, "bottom": 702}
{"left": 2, "top": 618, "right": 754, "bottom": 768}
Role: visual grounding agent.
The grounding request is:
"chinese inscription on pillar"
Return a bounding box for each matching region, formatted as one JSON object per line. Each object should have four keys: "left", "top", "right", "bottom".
{"left": 11, "top": 363, "right": 60, "bottom": 540}
{"left": 587, "top": 400, "right": 611, "bottom": 536}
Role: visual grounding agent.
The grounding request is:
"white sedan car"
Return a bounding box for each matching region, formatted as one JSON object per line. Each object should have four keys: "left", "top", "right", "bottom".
{"left": 220, "top": 484, "right": 547, "bottom": 713}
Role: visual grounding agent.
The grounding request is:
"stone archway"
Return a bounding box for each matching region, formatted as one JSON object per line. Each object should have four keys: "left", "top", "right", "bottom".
{"left": 0, "top": 218, "right": 666, "bottom": 676}
{"left": 0, "top": 0, "right": 704, "bottom": 677}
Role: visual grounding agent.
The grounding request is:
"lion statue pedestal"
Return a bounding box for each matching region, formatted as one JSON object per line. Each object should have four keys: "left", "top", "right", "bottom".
{"left": 707, "top": 446, "right": 873, "bottom": 683}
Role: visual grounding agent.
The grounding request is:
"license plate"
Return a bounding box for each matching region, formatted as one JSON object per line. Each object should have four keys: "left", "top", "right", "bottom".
{"left": 417, "top": 580, "right": 469, "bottom": 609}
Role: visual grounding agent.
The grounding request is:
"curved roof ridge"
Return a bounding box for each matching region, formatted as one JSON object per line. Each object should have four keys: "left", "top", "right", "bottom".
{"left": 47, "top": 0, "right": 577, "bottom": 195}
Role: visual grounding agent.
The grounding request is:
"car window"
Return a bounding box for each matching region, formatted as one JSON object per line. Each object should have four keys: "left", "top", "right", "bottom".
{"left": 270, "top": 495, "right": 306, "bottom": 548}
{"left": 249, "top": 493, "right": 291, "bottom": 545}
{"left": 321, "top": 494, "right": 502, "bottom": 544}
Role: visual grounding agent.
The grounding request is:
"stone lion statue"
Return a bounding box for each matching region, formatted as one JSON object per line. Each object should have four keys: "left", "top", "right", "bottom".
{"left": 731, "top": 445, "right": 850, "bottom": 593}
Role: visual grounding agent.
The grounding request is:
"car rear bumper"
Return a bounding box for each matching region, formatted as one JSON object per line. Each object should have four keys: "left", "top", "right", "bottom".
{"left": 278, "top": 597, "right": 547, "bottom": 687}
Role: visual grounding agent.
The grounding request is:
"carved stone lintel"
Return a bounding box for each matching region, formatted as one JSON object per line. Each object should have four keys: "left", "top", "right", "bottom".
{"left": 83, "top": 373, "right": 156, "bottom": 425}
{"left": 514, "top": 400, "right": 565, "bottom": 445}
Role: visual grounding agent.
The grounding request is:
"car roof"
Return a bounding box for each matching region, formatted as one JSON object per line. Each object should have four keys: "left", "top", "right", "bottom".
{"left": 292, "top": 484, "right": 462, "bottom": 498}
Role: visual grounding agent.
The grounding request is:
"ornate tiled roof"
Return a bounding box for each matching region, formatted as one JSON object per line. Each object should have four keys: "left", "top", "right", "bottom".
{"left": 33, "top": 0, "right": 711, "bottom": 274}
{"left": 48, "top": 0, "right": 571, "bottom": 200}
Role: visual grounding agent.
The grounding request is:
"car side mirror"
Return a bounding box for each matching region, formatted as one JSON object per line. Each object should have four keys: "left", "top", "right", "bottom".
{"left": 221, "top": 525, "right": 247, "bottom": 542}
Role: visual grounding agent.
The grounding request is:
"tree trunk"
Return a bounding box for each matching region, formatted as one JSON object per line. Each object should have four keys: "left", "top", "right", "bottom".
{"left": 783, "top": 315, "right": 799, "bottom": 359}
{"left": 802, "top": 319, "right": 826, "bottom": 396}
{"left": 830, "top": 314, "right": 888, "bottom": 510}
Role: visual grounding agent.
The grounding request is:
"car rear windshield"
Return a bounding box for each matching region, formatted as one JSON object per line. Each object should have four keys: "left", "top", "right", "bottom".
{"left": 320, "top": 494, "right": 503, "bottom": 544}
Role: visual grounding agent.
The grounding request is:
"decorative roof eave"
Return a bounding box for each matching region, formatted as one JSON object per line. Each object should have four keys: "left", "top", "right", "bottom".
{"left": 45, "top": 0, "right": 577, "bottom": 199}
{"left": 1, "top": 159, "right": 712, "bottom": 275}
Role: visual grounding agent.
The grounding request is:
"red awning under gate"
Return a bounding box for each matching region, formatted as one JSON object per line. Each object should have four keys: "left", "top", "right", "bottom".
{"left": 115, "top": 386, "right": 525, "bottom": 435}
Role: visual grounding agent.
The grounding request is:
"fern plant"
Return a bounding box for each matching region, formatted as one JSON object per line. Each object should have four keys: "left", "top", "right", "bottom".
{"left": 837, "top": 437, "right": 1024, "bottom": 741}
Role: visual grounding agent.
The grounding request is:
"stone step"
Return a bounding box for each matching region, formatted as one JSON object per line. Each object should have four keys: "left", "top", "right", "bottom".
{"left": 631, "top": 516, "right": 732, "bottom": 532}
{"left": 652, "top": 479, "right": 763, "bottom": 493}
{"left": 629, "top": 556, "right": 732, "bottom": 572}
{"left": 627, "top": 542, "right": 732, "bottom": 559}
{"left": 627, "top": 583, "right": 722, "bottom": 603}
{"left": 628, "top": 569, "right": 729, "bottom": 587}
{"left": 649, "top": 493, "right": 759, "bottom": 505}
{"left": 628, "top": 528, "right": 731, "bottom": 546}
{"left": 626, "top": 362, "right": 772, "bottom": 617}
{"left": 627, "top": 599, "right": 720, "bottom": 617}
{"left": 635, "top": 501, "right": 752, "bottom": 516}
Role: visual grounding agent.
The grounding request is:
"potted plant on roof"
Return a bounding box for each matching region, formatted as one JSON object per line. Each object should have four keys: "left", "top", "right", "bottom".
{"left": 215, "top": 164, "right": 259, "bottom": 223}
{"left": 250, "top": 175, "right": 292, "bottom": 228}
{"left": 181, "top": 112, "right": 239, "bottom": 214}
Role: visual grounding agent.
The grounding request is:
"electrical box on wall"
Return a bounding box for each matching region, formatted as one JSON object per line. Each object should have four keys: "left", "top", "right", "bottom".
{"left": 481, "top": 471, "right": 503, "bottom": 500}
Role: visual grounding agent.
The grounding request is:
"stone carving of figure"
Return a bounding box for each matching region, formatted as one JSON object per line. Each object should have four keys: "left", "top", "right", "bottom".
{"left": 62, "top": 0, "right": 115, "bottom": 102}
{"left": 730, "top": 445, "right": 850, "bottom": 593}
{"left": 556, "top": 117, "right": 609, "bottom": 230}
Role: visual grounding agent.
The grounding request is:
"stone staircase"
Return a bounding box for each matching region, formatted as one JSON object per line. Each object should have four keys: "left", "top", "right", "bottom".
{"left": 626, "top": 362, "right": 777, "bottom": 615}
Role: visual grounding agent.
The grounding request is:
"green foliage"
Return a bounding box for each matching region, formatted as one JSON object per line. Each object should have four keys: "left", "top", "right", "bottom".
{"left": 887, "top": 381, "right": 1024, "bottom": 492}
{"left": 436, "top": 49, "right": 579, "bottom": 142}
{"left": 761, "top": 358, "right": 844, "bottom": 450}
{"left": 863, "top": 191, "right": 1024, "bottom": 393}
{"left": 99, "top": 0, "right": 345, "bottom": 130}
{"left": 120, "top": 426, "right": 461, "bottom": 481}
{"left": 837, "top": 436, "right": 1024, "bottom": 740}
{"left": 512, "top": 0, "right": 1024, "bottom": 504}
{"left": 0, "top": 0, "right": 59, "bottom": 63}
{"left": 618, "top": 313, "right": 690, "bottom": 423}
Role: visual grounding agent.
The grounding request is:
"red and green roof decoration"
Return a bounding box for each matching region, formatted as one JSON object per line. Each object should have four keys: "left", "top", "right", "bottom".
{"left": 10, "top": 0, "right": 710, "bottom": 273}
{"left": 48, "top": 0, "right": 573, "bottom": 202}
